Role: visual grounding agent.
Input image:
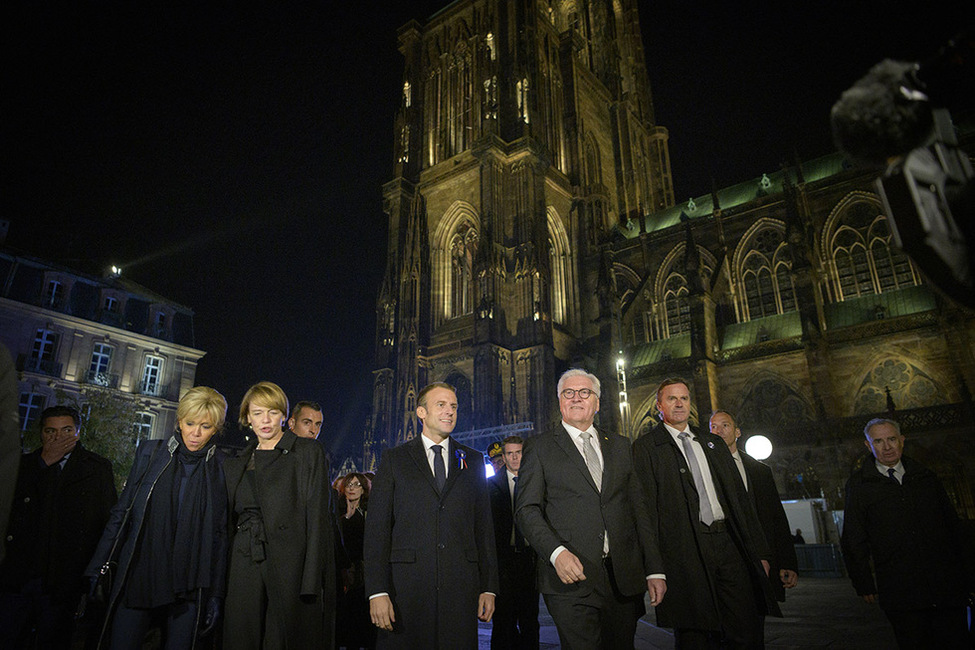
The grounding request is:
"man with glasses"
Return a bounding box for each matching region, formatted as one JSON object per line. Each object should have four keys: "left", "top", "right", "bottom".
{"left": 516, "top": 369, "right": 664, "bottom": 648}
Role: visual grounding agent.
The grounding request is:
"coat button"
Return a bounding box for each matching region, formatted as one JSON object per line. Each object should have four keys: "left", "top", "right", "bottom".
{"left": 23, "top": 497, "right": 30, "bottom": 503}
{"left": 282, "top": 449, "right": 288, "bottom": 454}
{"left": 5, "top": 535, "right": 11, "bottom": 542}
{"left": 679, "top": 468, "right": 686, "bottom": 474}
{"left": 438, "top": 543, "right": 445, "bottom": 549}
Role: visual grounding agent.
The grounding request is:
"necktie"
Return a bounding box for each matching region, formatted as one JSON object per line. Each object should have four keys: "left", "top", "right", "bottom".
{"left": 433, "top": 444, "right": 446, "bottom": 491}
{"left": 887, "top": 467, "right": 898, "bottom": 484}
{"left": 512, "top": 476, "right": 525, "bottom": 549}
{"left": 679, "top": 432, "right": 715, "bottom": 525}
{"left": 579, "top": 431, "right": 602, "bottom": 492}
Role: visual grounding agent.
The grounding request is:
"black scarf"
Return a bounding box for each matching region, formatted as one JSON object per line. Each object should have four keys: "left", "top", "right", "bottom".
{"left": 125, "top": 435, "right": 220, "bottom": 607}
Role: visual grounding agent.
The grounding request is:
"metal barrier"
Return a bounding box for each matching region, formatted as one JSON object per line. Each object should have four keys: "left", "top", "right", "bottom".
{"left": 795, "top": 544, "right": 845, "bottom": 578}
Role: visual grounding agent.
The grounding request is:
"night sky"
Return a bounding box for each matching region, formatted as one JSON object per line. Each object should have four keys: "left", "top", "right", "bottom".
{"left": 3, "top": 2, "right": 967, "bottom": 460}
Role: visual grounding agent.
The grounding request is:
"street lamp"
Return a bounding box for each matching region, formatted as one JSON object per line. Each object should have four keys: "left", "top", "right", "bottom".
{"left": 745, "top": 434, "right": 773, "bottom": 460}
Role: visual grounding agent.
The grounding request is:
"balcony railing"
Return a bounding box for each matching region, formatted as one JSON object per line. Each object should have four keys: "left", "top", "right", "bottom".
{"left": 84, "top": 370, "right": 120, "bottom": 389}
{"left": 139, "top": 379, "right": 171, "bottom": 399}
{"left": 16, "top": 354, "right": 63, "bottom": 377}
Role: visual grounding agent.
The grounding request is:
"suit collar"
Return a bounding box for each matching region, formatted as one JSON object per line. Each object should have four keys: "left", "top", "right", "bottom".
{"left": 553, "top": 424, "right": 601, "bottom": 494}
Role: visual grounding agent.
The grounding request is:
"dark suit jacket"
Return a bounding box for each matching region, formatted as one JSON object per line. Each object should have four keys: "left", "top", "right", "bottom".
{"left": 363, "top": 435, "right": 498, "bottom": 649}
{"left": 489, "top": 470, "right": 517, "bottom": 556}
{"left": 1, "top": 443, "right": 116, "bottom": 601}
{"left": 631, "top": 423, "right": 779, "bottom": 630}
{"left": 841, "top": 454, "right": 972, "bottom": 611}
{"left": 515, "top": 423, "right": 662, "bottom": 598}
{"left": 738, "top": 451, "right": 798, "bottom": 602}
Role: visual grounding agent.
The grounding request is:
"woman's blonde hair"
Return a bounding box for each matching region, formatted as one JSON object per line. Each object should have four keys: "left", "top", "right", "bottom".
{"left": 238, "top": 381, "right": 289, "bottom": 428}
{"left": 177, "top": 386, "right": 228, "bottom": 430}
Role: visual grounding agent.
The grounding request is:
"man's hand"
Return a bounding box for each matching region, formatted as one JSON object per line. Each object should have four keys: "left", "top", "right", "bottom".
{"left": 779, "top": 569, "right": 798, "bottom": 589}
{"left": 761, "top": 559, "right": 770, "bottom": 576}
{"left": 477, "top": 593, "right": 495, "bottom": 622}
{"left": 554, "top": 549, "right": 586, "bottom": 584}
{"left": 861, "top": 594, "right": 878, "bottom": 604}
{"left": 41, "top": 432, "right": 77, "bottom": 467}
{"left": 370, "top": 595, "right": 396, "bottom": 631}
{"left": 647, "top": 578, "right": 667, "bottom": 606}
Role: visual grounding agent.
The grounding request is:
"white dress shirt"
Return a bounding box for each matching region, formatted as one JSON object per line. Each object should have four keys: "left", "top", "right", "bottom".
{"left": 420, "top": 432, "right": 450, "bottom": 478}
{"left": 876, "top": 459, "right": 905, "bottom": 484}
{"left": 731, "top": 450, "right": 748, "bottom": 490}
{"left": 664, "top": 422, "right": 726, "bottom": 522}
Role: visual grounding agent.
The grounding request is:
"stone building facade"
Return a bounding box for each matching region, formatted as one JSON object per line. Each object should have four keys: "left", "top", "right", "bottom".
{"left": 365, "top": 0, "right": 974, "bottom": 518}
{"left": 1, "top": 249, "right": 206, "bottom": 443}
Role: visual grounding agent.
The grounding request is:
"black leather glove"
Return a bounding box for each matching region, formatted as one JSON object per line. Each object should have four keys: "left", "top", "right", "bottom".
{"left": 199, "top": 596, "right": 222, "bottom": 637}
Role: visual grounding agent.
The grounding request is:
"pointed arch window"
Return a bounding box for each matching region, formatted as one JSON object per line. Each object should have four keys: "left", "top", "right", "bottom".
{"left": 735, "top": 223, "right": 797, "bottom": 321}
{"left": 662, "top": 272, "right": 690, "bottom": 337}
{"left": 547, "top": 208, "right": 571, "bottom": 326}
{"left": 827, "top": 200, "right": 919, "bottom": 300}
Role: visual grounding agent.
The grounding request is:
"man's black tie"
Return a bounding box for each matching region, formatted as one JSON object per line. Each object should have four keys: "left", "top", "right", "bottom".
{"left": 433, "top": 444, "right": 446, "bottom": 492}
{"left": 887, "top": 467, "right": 898, "bottom": 484}
{"left": 512, "top": 476, "right": 525, "bottom": 550}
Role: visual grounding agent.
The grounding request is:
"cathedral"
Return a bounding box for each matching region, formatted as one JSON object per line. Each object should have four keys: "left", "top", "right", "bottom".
{"left": 363, "top": 0, "right": 975, "bottom": 519}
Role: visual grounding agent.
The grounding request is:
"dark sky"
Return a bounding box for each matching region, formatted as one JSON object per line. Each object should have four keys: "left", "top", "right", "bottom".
{"left": 2, "top": 2, "right": 967, "bottom": 459}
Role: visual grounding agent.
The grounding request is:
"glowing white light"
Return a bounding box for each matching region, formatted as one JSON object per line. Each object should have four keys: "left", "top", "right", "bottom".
{"left": 745, "top": 435, "right": 773, "bottom": 460}
{"left": 484, "top": 462, "right": 496, "bottom": 479}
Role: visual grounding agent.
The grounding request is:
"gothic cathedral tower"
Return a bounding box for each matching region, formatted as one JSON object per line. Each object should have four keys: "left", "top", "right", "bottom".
{"left": 365, "top": 0, "right": 673, "bottom": 466}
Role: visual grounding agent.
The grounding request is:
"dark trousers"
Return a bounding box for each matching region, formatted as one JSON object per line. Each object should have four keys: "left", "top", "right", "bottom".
{"left": 884, "top": 606, "right": 970, "bottom": 649}
{"left": 0, "top": 578, "right": 76, "bottom": 649}
{"left": 674, "top": 526, "right": 763, "bottom": 650}
{"left": 491, "top": 548, "right": 539, "bottom": 650}
{"left": 109, "top": 599, "right": 199, "bottom": 650}
{"left": 544, "top": 556, "right": 645, "bottom": 650}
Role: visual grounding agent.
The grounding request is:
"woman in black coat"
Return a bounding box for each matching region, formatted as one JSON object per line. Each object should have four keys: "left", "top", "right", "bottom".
{"left": 85, "top": 386, "right": 230, "bottom": 650}
{"left": 223, "top": 381, "right": 333, "bottom": 649}
{"left": 335, "top": 472, "right": 375, "bottom": 649}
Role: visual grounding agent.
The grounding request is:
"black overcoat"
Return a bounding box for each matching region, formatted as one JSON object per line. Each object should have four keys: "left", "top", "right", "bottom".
{"left": 739, "top": 451, "right": 798, "bottom": 602}
{"left": 3, "top": 443, "right": 115, "bottom": 601}
{"left": 223, "top": 430, "right": 333, "bottom": 648}
{"left": 631, "top": 423, "right": 780, "bottom": 631}
{"left": 363, "top": 435, "right": 498, "bottom": 649}
{"left": 84, "top": 436, "right": 228, "bottom": 649}
{"left": 841, "top": 454, "right": 972, "bottom": 611}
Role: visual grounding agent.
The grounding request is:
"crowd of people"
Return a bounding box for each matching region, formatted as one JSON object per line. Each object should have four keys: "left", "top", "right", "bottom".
{"left": 0, "top": 369, "right": 971, "bottom": 649}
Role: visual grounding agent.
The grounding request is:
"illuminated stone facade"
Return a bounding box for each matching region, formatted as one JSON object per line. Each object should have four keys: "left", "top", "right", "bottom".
{"left": 1, "top": 250, "right": 206, "bottom": 444}
{"left": 366, "top": 0, "right": 975, "bottom": 519}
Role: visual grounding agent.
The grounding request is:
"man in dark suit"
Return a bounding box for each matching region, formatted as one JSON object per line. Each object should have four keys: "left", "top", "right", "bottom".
{"left": 841, "top": 418, "right": 972, "bottom": 649}
{"left": 489, "top": 435, "right": 539, "bottom": 650}
{"left": 710, "top": 410, "right": 798, "bottom": 637}
{"left": 516, "top": 368, "right": 664, "bottom": 649}
{"left": 364, "top": 382, "right": 498, "bottom": 648}
{"left": 0, "top": 405, "right": 116, "bottom": 648}
{"left": 632, "top": 379, "right": 778, "bottom": 649}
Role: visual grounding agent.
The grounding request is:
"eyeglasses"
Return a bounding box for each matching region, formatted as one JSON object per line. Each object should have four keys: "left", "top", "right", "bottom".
{"left": 560, "top": 388, "right": 596, "bottom": 399}
{"left": 346, "top": 481, "right": 362, "bottom": 489}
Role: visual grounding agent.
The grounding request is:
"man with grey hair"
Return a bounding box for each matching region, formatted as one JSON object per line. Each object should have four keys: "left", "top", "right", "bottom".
{"left": 516, "top": 368, "right": 664, "bottom": 648}
{"left": 841, "top": 417, "right": 972, "bottom": 648}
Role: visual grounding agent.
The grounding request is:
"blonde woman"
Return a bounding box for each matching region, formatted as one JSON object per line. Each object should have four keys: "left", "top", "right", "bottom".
{"left": 85, "top": 386, "right": 229, "bottom": 650}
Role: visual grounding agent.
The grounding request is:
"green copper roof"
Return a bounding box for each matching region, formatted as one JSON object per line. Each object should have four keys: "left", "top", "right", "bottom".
{"left": 620, "top": 152, "right": 852, "bottom": 237}
{"left": 824, "top": 285, "right": 936, "bottom": 328}
{"left": 628, "top": 333, "right": 691, "bottom": 368}
{"left": 720, "top": 311, "right": 802, "bottom": 350}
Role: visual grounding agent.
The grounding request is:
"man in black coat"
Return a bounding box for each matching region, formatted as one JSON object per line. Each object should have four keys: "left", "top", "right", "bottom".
{"left": 709, "top": 410, "right": 798, "bottom": 603}
{"left": 516, "top": 369, "right": 664, "bottom": 649}
{"left": 488, "top": 435, "right": 538, "bottom": 650}
{"left": 0, "top": 405, "right": 116, "bottom": 648}
{"left": 632, "top": 379, "right": 779, "bottom": 649}
{"left": 841, "top": 417, "right": 972, "bottom": 649}
{"left": 364, "top": 382, "right": 498, "bottom": 648}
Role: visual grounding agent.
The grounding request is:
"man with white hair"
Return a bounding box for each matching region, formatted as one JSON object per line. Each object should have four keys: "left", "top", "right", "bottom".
{"left": 841, "top": 417, "right": 971, "bottom": 649}
{"left": 516, "top": 368, "right": 664, "bottom": 649}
